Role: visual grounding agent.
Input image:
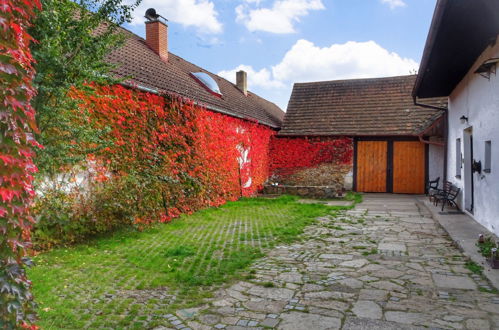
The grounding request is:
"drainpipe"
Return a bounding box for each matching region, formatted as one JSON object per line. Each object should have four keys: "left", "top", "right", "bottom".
{"left": 413, "top": 95, "right": 448, "bottom": 112}
{"left": 413, "top": 95, "right": 449, "bottom": 182}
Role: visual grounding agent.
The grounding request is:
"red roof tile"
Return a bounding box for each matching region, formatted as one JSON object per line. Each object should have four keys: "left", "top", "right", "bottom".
{"left": 280, "top": 75, "right": 446, "bottom": 136}
{"left": 106, "top": 27, "right": 284, "bottom": 128}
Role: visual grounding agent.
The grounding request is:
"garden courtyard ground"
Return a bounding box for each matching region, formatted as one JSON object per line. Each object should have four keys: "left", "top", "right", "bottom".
{"left": 30, "top": 195, "right": 499, "bottom": 329}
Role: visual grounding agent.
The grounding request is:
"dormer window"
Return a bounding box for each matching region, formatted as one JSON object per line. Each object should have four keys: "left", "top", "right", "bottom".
{"left": 191, "top": 72, "right": 222, "bottom": 97}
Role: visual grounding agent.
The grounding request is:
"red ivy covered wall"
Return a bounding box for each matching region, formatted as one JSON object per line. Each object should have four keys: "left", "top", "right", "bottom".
{"left": 269, "top": 136, "right": 353, "bottom": 186}
{"left": 0, "top": 0, "right": 41, "bottom": 326}
{"left": 68, "top": 85, "right": 274, "bottom": 225}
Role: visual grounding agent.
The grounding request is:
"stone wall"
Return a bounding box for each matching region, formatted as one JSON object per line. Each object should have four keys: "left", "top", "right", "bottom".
{"left": 263, "top": 184, "right": 344, "bottom": 198}
{"left": 268, "top": 136, "right": 354, "bottom": 193}
{"left": 275, "top": 163, "right": 352, "bottom": 189}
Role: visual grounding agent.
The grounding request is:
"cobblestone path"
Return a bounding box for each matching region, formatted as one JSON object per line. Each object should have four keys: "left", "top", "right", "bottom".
{"left": 166, "top": 194, "right": 499, "bottom": 330}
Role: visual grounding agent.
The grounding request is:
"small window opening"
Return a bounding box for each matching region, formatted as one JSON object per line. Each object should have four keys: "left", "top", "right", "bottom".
{"left": 456, "top": 138, "right": 462, "bottom": 178}
{"left": 484, "top": 140, "right": 491, "bottom": 173}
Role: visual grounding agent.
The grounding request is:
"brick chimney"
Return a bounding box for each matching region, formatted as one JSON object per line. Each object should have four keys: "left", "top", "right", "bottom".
{"left": 145, "top": 19, "right": 168, "bottom": 61}
{"left": 236, "top": 70, "right": 248, "bottom": 96}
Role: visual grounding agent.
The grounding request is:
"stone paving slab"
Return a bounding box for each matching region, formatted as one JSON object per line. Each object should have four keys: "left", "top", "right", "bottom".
{"left": 432, "top": 273, "right": 478, "bottom": 290}
{"left": 171, "top": 194, "right": 499, "bottom": 329}
{"left": 419, "top": 197, "right": 499, "bottom": 291}
{"left": 279, "top": 311, "right": 341, "bottom": 330}
{"left": 342, "top": 317, "right": 424, "bottom": 330}
{"left": 297, "top": 199, "right": 354, "bottom": 207}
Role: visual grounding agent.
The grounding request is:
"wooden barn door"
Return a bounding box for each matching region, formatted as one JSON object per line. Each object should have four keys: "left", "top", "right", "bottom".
{"left": 356, "top": 141, "right": 387, "bottom": 192}
{"left": 392, "top": 141, "right": 426, "bottom": 194}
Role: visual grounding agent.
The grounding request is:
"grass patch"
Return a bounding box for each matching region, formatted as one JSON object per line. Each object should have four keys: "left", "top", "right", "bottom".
{"left": 28, "top": 195, "right": 339, "bottom": 329}
{"left": 479, "top": 287, "right": 498, "bottom": 294}
{"left": 477, "top": 236, "right": 498, "bottom": 258}
{"left": 164, "top": 245, "right": 196, "bottom": 258}
{"left": 344, "top": 192, "right": 363, "bottom": 204}
{"left": 362, "top": 248, "right": 378, "bottom": 256}
{"left": 465, "top": 260, "right": 483, "bottom": 275}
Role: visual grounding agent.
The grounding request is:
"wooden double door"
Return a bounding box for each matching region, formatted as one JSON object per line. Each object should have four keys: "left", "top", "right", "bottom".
{"left": 355, "top": 139, "right": 426, "bottom": 194}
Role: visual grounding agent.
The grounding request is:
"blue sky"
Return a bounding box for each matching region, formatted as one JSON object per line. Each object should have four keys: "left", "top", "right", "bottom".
{"left": 124, "top": 0, "right": 437, "bottom": 110}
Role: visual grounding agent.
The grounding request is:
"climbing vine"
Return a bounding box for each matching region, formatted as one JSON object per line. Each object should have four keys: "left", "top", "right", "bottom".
{"left": 0, "top": 0, "right": 41, "bottom": 327}
{"left": 33, "top": 84, "right": 275, "bottom": 247}
{"left": 269, "top": 136, "right": 353, "bottom": 178}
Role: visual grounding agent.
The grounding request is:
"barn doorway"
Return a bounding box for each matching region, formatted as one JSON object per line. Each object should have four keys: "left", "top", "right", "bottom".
{"left": 356, "top": 141, "right": 388, "bottom": 192}
{"left": 355, "top": 139, "right": 426, "bottom": 194}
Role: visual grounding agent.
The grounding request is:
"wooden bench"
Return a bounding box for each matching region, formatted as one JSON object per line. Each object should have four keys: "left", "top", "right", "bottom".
{"left": 427, "top": 177, "right": 440, "bottom": 200}
{"left": 432, "top": 181, "right": 461, "bottom": 211}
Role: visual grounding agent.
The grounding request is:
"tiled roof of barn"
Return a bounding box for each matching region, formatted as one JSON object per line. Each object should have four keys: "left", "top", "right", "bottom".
{"left": 106, "top": 27, "right": 284, "bottom": 128}
{"left": 280, "top": 75, "right": 446, "bottom": 136}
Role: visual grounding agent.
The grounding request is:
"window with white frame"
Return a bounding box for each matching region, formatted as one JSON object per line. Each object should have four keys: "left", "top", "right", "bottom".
{"left": 456, "top": 138, "right": 462, "bottom": 178}
{"left": 484, "top": 140, "right": 491, "bottom": 173}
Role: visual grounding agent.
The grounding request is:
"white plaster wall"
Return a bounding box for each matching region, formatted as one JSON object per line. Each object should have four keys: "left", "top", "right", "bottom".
{"left": 447, "top": 35, "right": 499, "bottom": 236}
{"left": 428, "top": 143, "right": 444, "bottom": 184}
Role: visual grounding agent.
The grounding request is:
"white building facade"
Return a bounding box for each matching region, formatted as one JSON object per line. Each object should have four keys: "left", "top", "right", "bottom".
{"left": 447, "top": 38, "right": 499, "bottom": 236}
{"left": 414, "top": 0, "right": 499, "bottom": 236}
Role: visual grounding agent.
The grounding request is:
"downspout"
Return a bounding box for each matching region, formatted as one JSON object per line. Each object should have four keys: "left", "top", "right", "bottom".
{"left": 413, "top": 95, "right": 449, "bottom": 181}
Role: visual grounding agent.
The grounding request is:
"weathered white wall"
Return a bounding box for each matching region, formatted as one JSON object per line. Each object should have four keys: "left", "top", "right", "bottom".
{"left": 428, "top": 143, "right": 444, "bottom": 184}
{"left": 447, "top": 35, "right": 499, "bottom": 236}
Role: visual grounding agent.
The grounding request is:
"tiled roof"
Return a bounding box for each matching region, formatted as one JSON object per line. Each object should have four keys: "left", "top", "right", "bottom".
{"left": 106, "top": 28, "right": 284, "bottom": 128}
{"left": 280, "top": 75, "right": 446, "bottom": 136}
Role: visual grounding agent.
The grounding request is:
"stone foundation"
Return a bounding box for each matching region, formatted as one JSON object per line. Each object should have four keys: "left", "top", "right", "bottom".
{"left": 263, "top": 184, "right": 344, "bottom": 198}
{"left": 267, "top": 163, "right": 353, "bottom": 197}
{"left": 282, "top": 164, "right": 350, "bottom": 186}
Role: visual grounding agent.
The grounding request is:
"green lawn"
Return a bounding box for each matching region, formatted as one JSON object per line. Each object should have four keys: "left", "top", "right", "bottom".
{"left": 28, "top": 195, "right": 356, "bottom": 329}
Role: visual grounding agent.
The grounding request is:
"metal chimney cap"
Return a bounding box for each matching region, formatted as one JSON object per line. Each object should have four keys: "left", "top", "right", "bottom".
{"left": 145, "top": 8, "right": 168, "bottom": 22}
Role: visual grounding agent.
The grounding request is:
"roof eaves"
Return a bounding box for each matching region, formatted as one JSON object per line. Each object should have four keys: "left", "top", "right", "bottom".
{"left": 120, "top": 80, "right": 280, "bottom": 129}
{"left": 413, "top": 0, "right": 449, "bottom": 98}
{"left": 415, "top": 111, "right": 446, "bottom": 136}
{"left": 277, "top": 132, "right": 420, "bottom": 138}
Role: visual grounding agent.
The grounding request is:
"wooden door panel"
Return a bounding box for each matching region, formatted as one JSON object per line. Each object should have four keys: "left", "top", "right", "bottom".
{"left": 393, "top": 141, "right": 425, "bottom": 194}
{"left": 356, "top": 141, "right": 387, "bottom": 192}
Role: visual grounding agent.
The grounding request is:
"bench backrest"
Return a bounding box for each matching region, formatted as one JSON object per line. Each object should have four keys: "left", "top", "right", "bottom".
{"left": 442, "top": 181, "right": 453, "bottom": 193}
{"left": 428, "top": 177, "right": 440, "bottom": 190}
{"left": 448, "top": 185, "right": 460, "bottom": 200}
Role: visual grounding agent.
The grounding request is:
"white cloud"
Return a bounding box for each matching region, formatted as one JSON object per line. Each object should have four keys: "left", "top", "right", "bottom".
{"left": 272, "top": 39, "right": 418, "bottom": 82}
{"left": 129, "top": 0, "right": 222, "bottom": 34}
{"left": 219, "top": 39, "right": 418, "bottom": 110}
{"left": 236, "top": 0, "right": 325, "bottom": 34}
{"left": 380, "top": 0, "right": 407, "bottom": 10}
{"left": 218, "top": 65, "right": 284, "bottom": 89}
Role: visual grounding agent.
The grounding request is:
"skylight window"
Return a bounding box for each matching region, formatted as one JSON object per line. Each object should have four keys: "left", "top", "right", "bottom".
{"left": 191, "top": 72, "right": 222, "bottom": 97}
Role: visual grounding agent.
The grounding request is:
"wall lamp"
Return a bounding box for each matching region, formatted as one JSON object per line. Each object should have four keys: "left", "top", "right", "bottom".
{"left": 460, "top": 115, "right": 469, "bottom": 124}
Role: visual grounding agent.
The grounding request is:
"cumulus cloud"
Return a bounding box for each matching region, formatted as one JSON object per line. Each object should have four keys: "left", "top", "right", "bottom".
{"left": 380, "top": 0, "right": 407, "bottom": 10}
{"left": 129, "top": 0, "right": 222, "bottom": 34}
{"left": 236, "top": 0, "right": 325, "bottom": 34}
{"left": 218, "top": 39, "right": 418, "bottom": 109}
{"left": 272, "top": 39, "right": 418, "bottom": 82}
{"left": 218, "top": 65, "right": 285, "bottom": 89}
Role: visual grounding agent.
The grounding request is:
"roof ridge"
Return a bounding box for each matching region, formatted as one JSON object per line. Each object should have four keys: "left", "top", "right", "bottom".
{"left": 293, "top": 74, "right": 417, "bottom": 86}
